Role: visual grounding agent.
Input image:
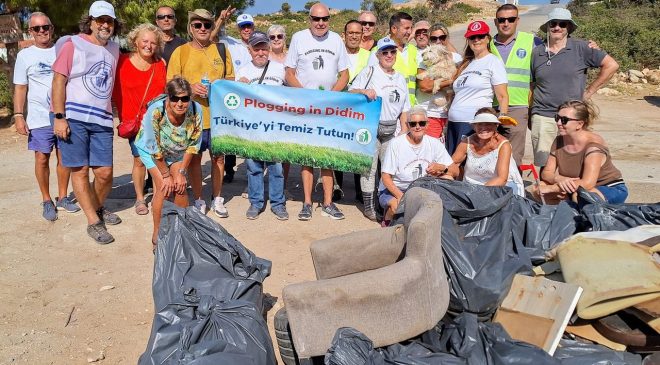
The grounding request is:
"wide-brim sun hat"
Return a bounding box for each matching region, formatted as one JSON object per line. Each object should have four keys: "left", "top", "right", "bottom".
{"left": 188, "top": 9, "right": 214, "bottom": 25}
{"left": 540, "top": 8, "right": 578, "bottom": 34}
{"left": 464, "top": 20, "right": 490, "bottom": 38}
{"left": 470, "top": 113, "right": 501, "bottom": 124}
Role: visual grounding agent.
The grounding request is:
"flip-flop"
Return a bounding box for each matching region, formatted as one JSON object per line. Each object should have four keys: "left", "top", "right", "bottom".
{"left": 134, "top": 200, "right": 149, "bottom": 215}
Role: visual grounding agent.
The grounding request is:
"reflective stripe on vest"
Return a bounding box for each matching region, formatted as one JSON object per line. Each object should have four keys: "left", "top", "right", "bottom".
{"left": 349, "top": 48, "right": 371, "bottom": 84}
{"left": 393, "top": 44, "right": 418, "bottom": 105}
{"left": 491, "top": 31, "right": 534, "bottom": 106}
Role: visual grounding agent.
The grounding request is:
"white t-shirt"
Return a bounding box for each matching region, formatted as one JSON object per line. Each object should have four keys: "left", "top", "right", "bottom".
{"left": 381, "top": 134, "right": 453, "bottom": 191}
{"left": 350, "top": 65, "right": 411, "bottom": 122}
{"left": 221, "top": 36, "right": 252, "bottom": 71}
{"left": 449, "top": 53, "right": 507, "bottom": 123}
{"left": 236, "top": 61, "right": 286, "bottom": 86}
{"left": 416, "top": 51, "right": 463, "bottom": 119}
{"left": 13, "top": 45, "right": 56, "bottom": 129}
{"left": 285, "top": 29, "right": 349, "bottom": 90}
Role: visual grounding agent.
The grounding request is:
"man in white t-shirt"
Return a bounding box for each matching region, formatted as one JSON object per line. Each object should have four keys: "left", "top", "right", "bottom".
{"left": 236, "top": 32, "right": 289, "bottom": 221}
{"left": 350, "top": 37, "right": 411, "bottom": 221}
{"left": 13, "top": 12, "right": 80, "bottom": 222}
{"left": 380, "top": 107, "right": 453, "bottom": 225}
{"left": 285, "top": 2, "right": 350, "bottom": 221}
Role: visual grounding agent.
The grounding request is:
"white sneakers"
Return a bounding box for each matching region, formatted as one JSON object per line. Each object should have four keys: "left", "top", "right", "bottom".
{"left": 212, "top": 197, "right": 229, "bottom": 218}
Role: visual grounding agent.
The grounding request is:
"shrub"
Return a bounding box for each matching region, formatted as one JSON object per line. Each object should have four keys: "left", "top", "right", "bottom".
{"left": 0, "top": 71, "right": 12, "bottom": 109}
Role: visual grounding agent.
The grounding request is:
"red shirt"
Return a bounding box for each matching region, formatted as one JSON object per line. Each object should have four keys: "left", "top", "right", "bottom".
{"left": 113, "top": 53, "right": 167, "bottom": 123}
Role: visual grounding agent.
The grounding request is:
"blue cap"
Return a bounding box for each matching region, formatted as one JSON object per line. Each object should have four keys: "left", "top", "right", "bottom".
{"left": 237, "top": 14, "right": 254, "bottom": 26}
{"left": 376, "top": 37, "right": 397, "bottom": 52}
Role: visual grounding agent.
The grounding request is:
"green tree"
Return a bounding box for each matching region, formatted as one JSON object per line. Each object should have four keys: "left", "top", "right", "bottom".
{"left": 5, "top": 0, "right": 254, "bottom": 36}
{"left": 304, "top": 1, "right": 320, "bottom": 11}
{"left": 281, "top": 2, "right": 291, "bottom": 14}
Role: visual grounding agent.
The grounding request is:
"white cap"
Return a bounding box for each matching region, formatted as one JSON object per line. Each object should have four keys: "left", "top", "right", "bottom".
{"left": 237, "top": 14, "right": 254, "bottom": 26}
{"left": 470, "top": 113, "right": 501, "bottom": 124}
{"left": 376, "top": 37, "right": 397, "bottom": 52}
{"left": 89, "top": 0, "right": 116, "bottom": 19}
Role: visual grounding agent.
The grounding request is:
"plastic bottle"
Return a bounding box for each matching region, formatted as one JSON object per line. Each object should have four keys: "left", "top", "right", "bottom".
{"left": 201, "top": 73, "right": 211, "bottom": 99}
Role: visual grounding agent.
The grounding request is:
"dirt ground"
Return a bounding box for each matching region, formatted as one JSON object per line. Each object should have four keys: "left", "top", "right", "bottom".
{"left": 0, "top": 92, "right": 658, "bottom": 364}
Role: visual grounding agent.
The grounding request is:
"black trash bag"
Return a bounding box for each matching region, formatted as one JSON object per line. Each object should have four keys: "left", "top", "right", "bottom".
{"left": 421, "top": 312, "right": 560, "bottom": 365}
{"left": 399, "top": 178, "right": 533, "bottom": 316}
{"left": 139, "top": 202, "right": 274, "bottom": 364}
{"left": 553, "top": 339, "right": 642, "bottom": 365}
{"left": 381, "top": 342, "right": 467, "bottom": 365}
{"left": 577, "top": 188, "right": 660, "bottom": 231}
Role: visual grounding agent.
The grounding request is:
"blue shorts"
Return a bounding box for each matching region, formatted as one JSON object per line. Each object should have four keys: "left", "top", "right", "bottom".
{"left": 58, "top": 119, "right": 114, "bottom": 167}
{"left": 378, "top": 188, "right": 406, "bottom": 209}
{"left": 128, "top": 137, "right": 139, "bottom": 157}
{"left": 199, "top": 128, "right": 211, "bottom": 153}
{"left": 596, "top": 182, "right": 628, "bottom": 204}
{"left": 28, "top": 126, "right": 58, "bottom": 153}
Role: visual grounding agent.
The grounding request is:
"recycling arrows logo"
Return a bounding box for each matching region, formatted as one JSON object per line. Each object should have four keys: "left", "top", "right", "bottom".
{"left": 224, "top": 93, "right": 241, "bottom": 110}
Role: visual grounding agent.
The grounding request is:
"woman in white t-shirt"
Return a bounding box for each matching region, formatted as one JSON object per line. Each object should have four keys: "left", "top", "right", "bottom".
{"left": 379, "top": 107, "right": 454, "bottom": 226}
{"left": 446, "top": 21, "right": 509, "bottom": 155}
{"left": 267, "top": 24, "right": 287, "bottom": 64}
{"left": 450, "top": 108, "right": 524, "bottom": 196}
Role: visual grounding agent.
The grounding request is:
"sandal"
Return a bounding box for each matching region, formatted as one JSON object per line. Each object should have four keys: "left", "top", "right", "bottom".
{"left": 134, "top": 200, "right": 149, "bottom": 215}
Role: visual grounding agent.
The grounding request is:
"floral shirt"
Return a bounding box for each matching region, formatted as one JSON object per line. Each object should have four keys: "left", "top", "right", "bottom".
{"left": 135, "top": 97, "right": 203, "bottom": 165}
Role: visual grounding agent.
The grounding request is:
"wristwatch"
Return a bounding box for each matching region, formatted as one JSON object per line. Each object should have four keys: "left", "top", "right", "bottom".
{"left": 54, "top": 112, "right": 65, "bottom": 120}
{"left": 178, "top": 168, "right": 188, "bottom": 176}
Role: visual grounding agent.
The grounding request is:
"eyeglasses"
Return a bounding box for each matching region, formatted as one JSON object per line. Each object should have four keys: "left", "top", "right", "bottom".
{"left": 269, "top": 34, "right": 284, "bottom": 40}
{"left": 415, "top": 29, "right": 428, "bottom": 36}
{"left": 191, "top": 22, "right": 213, "bottom": 30}
{"left": 94, "top": 16, "right": 115, "bottom": 25}
{"left": 29, "top": 25, "right": 52, "bottom": 32}
{"left": 359, "top": 21, "right": 375, "bottom": 27}
{"left": 468, "top": 34, "right": 487, "bottom": 41}
{"left": 169, "top": 95, "right": 191, "bottom": 103}
{"left": 429, "top": 35, "right": 447, "bottom": 43}
{"left": 408, "top": 121, "right": 427, "bottom": 127}
{"left": 496, "top": 16, "right": 517, "bottom": 24}
{"left": 239, "top": 23, "right": 254, "bottom": 29}
{"left": 554, "top": 114, "right": 580, "bottom": 125}
{"left": 549, "top": 21, "right": 569, "bottom": 28}
{"left": 379, "top": 49, "right": 397, "bottom": 56}
{"left": 156, "top": 14, "right": 175, "bottom": 20}
{"left": 310, "top": 15, "right": 330, "bottom": 22}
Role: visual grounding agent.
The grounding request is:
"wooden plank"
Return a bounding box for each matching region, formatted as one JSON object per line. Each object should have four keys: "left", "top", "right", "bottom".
{"left": 494, "top": 309, "right": 554, "bottom": 349}
{"left": 493, "top": 274, "right": 583, "bottom": 355}
{"left": 565, "top": 322, "right": 627, "bottom": 351}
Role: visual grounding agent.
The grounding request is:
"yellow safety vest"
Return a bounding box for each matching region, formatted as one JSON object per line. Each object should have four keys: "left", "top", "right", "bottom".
{"left": 490, "top": 31, "right": 534, "bottom": 106}
{"left": 371, "top": 41, "right": 419, "bottom": 105}
{"left": 349, "top": 48, "right": 371, "bottom": 84}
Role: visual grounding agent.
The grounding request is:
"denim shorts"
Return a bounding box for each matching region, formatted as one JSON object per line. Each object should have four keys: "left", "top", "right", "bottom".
{"left": 28, "top": 126, "right": 58, "bottom": 153}
{"left": 199, "top": 128, "right": 211, "bottom": 153}
{"left": 378, "top": 188, "right": 406, "bottom": 209}
{"left": 58, "top": 119, "right": 113, "bottom": 167}
{"left": 596, "top": 182, "right": 628, "bottom": 204}
{"left": 128, "top": 137, "right": 139, "bottom": 157}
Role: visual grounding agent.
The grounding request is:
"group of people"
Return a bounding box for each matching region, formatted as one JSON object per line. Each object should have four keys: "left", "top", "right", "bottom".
{"left": 13, "top": 0, "right": 628, "bottom": 246}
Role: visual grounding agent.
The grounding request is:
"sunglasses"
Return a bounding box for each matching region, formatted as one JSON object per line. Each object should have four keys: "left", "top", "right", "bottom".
{"left": 415, "top": 29, "right": 429, "bottom": 36}
{"left": 191, "top": 22, "right": 212, "bottom": 30}
{"left": 156, "top": 14, "right": 175, "bottom": 20}
{"left": 408, "top": 121, "right": 428, "bottom": 128}
{"left": 549, "top": 21, "right": 569, "bottom": 28}
{"left": 359, "top": 21, "right": 376, "bottom": 27}
{"left": 310, "top": 15, "right": 330, "bottom": 22}
{"left": 429, "top": 35, "right": 447, "bottom": 43}
{"left": 379, "top": 49, "right": 397, "bottom": 56}
{"left": 29, "top": 25, "right": 52, "bottom": 32}
{"left": 554, "top": 114, "right": 580, "bottom": 125}
{"left": 496, "top": 16, "right": 518, "bottom": 24}
{"left": 468, "top": 34, "right": 488, "bottom": 41}
{"left": 169, "top": 95, "right": 191, "bottom": 103}
{"left": 269, "top": 34, "right": 284, "bottom": 40}
{"left": 94, "top": 16, "right": 115, "bottom": 25}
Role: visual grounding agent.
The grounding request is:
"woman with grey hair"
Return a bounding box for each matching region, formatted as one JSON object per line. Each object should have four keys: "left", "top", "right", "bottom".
{"left": 378, "top": 106, "right": 454, "bottom": 226}
{"left": 134, "top": 76, "right": 203, "bottom": 250}
{"left": 267, "top": 24, "right": 287, "bottom": 64}
{"left": 113, "top": 23, "right": 167, "bottom": 216}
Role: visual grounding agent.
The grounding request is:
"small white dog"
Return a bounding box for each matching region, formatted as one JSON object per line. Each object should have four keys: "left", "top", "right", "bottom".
{"left": 417, "top": 44, "right": 457, "bottom": 107}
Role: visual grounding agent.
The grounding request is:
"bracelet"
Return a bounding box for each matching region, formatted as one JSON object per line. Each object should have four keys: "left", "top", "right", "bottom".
{"left": 161, "top": 170, "right": 171, "bottom": 178}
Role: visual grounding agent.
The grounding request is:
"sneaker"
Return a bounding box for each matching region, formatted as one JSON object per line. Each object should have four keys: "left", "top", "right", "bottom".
{"left": 212, "top": 197, "right": 229, "bottom": 218}
{"left": 271, "top": 205, "right": 289, "bottom": 221}
{"left": 246, "top": 205, "right": 260, "bottom": 220}
{"left": 194, "top": 199, "right": 207, "bottom": 214}
{"left": 97, "top": 206, "right": 122, "bottom": 225}
{"left": 298, "top": 203, "right": 313, "bottom": 221}
{"left": 320, "top": 202, "right": 345, "bottom": 220}
{"left": 41, "top": 200, "right": 57, "bottom": 221}
{"left": 55, "top": 196, "right": 81, "bottom": 213}
{"left": 87, "top": 221, "right": 114, "bottom": 244}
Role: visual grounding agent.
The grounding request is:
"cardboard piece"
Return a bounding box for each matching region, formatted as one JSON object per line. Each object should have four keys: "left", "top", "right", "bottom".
{"left": 493, "top": 274, "right": 583, "bottom": 355}
{"left": 565, "top": 322, "right": 627, "bottom": 351}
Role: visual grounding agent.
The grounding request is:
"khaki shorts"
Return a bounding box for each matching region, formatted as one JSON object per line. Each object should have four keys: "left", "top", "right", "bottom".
{"left": 530, "top": 114, "right": 558, "bottom": 167}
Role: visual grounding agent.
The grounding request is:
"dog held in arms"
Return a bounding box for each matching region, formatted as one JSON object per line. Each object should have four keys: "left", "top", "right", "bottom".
{"left": 416, "top": 44, "right": 457, "bottom": 108}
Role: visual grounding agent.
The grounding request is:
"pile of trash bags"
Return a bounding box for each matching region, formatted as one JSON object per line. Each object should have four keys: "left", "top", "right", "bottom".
{"left": 138, "top": 202, "right": 276, "bottom": 364}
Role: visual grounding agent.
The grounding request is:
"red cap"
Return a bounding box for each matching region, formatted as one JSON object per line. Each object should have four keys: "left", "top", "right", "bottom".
{"left": 464, "top": 21, "right": 490, "bottom": 38}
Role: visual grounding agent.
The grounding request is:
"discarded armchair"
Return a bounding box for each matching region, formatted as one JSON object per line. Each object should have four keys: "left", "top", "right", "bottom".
{"left": 282, "top": 187, "right": 450, "bottom": 359}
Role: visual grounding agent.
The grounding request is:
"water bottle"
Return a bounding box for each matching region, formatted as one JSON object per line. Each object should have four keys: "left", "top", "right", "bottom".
{"left": 200, "top": 73, "right": 211, "bottom": 99}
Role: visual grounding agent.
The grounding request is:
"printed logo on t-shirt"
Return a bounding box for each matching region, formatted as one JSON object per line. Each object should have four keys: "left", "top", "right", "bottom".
{"left": 516, "top": 48, "right": 527, "bottom": 59}
{"left": 312, "top": 55, "right": 325, "bottom": 70}
{"left": 83, "top": 60, "right": 113, "bottom": 99}
{"left": 389, "top": 89, "right": 401, "bottom": 103}
{"left": 36, "top": 62, "right": 53, "bottom": 76}
{"left": 412, "top": 163, "right": 424, "bottom": 179}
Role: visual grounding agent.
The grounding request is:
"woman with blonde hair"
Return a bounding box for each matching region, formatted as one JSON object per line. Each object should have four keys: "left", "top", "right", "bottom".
{"left": 113, "top": 23, "right": 167, "bottom": 215}
{"left": 267, "top": 24, "right": 287, "bottom": 64}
